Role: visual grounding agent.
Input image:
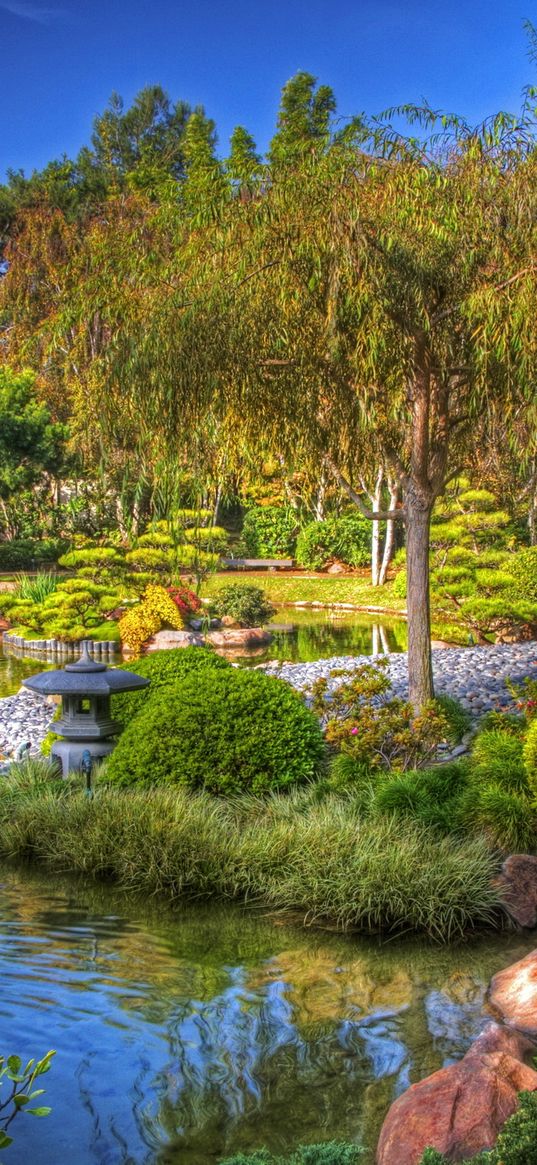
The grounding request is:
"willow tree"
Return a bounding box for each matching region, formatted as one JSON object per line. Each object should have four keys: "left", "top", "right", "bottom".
{"left": 159, "top": 114, "right": 537, "bottom": 707}
{"left": 3, "top": 85, "right": 537, "bottom": 707}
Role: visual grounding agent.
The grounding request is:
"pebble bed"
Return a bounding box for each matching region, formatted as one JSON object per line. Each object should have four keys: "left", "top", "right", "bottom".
{"left": 0, "top": 642, "right": 536, "bottom": 760}
{"left": 262, "top": 641, "right": 537, "bottom": 714}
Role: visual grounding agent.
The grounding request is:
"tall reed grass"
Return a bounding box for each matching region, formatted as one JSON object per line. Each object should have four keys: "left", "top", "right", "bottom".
{"left": 0, "top": 764, "right": 502, "bottom": 941}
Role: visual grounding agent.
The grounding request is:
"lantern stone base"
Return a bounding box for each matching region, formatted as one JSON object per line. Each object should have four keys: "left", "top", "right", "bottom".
{"left": 52, "top": 739, "right": 115, "bottom": 779}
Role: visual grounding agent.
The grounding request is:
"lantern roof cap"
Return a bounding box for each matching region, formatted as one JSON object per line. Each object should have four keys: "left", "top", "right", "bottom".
{"left": 23, "top": 643, "right": 150, "bottom": 697}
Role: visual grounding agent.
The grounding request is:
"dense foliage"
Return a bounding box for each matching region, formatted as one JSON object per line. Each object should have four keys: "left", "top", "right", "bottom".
{"left": 219, "top": 1144, "right": 364, "bottom": 1164}
{"left": 212, "top": 583, "right": 276, "bottom": 627}
{"left": 106, "top": 669, "right": 325, "bottom": 793}
{"left": 0, "top": 762, "right": 501, "bottom": 939}
{"left": 241, "top": 506, "right": 299, "bottom": 558}
{"left": 296, "top": 515, "right": 372, "bottom": 570}
{"left": 111, "top": 646, "right": 230, "bottom": 729}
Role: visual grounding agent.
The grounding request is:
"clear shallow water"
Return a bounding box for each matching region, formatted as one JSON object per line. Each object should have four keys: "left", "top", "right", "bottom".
{"left": 0, "top": 612, "right": 408, "bottom": 694}
{"left": 239, "top": 606, "right": 408, "bottom": 665}
{"left": 1, "top": 863, "right": 535, "bottom": 1165}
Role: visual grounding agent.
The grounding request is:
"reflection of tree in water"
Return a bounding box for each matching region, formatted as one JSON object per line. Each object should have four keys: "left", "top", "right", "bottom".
{"left": 0, "top": 865, "right": 532, "bottom": 1165}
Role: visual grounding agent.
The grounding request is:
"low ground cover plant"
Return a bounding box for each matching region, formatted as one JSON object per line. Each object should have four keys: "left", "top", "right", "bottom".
{"left": 212, "top": 583, "right": 276, "bottom": 627}
{"left": 219, "top": 1143, "right": 363, "bottom": 1164}
{"left": 107, "top": 668, "right": 325, "bottom": 793}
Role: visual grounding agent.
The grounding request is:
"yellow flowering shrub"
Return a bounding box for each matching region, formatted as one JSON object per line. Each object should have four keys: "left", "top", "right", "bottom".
{"left": 119, "top": 585, "right": 183, "bottom": 655}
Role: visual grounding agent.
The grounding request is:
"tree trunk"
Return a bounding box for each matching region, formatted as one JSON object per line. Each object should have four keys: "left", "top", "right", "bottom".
{"left": 370, "top": 467, "right": 383, "bottom": 585}
{"left": 379, "top": 477, "right": 400, "bottom": 584}
{"left": 314, "top": 467, "right": 327, "bottom": 522}
{"left": 405, "top": 491, "right": 434, "bottom": 709}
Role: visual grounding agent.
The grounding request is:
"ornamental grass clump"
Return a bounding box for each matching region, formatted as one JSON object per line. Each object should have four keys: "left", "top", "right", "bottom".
{"left": 0, "top": 772, "right": 501, "bottom": 939}
{"left": 106, "top": 668, "right": 325, "bottom": 793}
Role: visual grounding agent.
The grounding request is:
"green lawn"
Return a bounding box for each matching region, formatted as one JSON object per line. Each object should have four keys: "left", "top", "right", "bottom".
{"left": 202, "top": 571, "right": 407, "bottom": 611}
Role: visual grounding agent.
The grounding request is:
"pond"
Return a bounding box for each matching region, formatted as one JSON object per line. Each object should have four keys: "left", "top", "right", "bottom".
{"left": 0, "top": 611, "right": 408, "bottom": 696}
{"left": 240, "top": 606, "right": 408, "bottom": 665}
{"left": 2, "top": 862, "right": 535, "bottom": 1165}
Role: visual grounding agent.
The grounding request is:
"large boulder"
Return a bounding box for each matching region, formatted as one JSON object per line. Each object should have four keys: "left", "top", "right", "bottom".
{"left": 207, "top": 628, "right": 272, "bottom": 648}
{"left": 146, "top": 629, "right": 204, "bottom": 651}
{"left": 489, "top": 947, "right": 537, "bottom": 1036}
{"left": 376, "top": 1023, "right": 537, "bottom": 1165}
{"left": 495, "top": 854, "right": 537, "bottom": 928}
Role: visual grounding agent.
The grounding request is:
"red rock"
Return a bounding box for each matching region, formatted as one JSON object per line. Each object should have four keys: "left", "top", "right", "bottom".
{"left": 146, "top": 630, "right": 204, "bottom": 651}
{"left": 376, "top": 1023, "right": 537, "bottom": 1165}
{"left": 207, "top": 628, "right": 272, "bottom": 648}
{"left": 495, "top": 855, "right": 537, "bottom": 928}
{"left": 489, "top": 948, "right": 537, "bottom": 1036}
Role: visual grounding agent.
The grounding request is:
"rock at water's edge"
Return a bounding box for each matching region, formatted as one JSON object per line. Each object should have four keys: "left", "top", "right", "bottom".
{"left": 146, "top": 630, "right": 204, "bottom": 651}
{"left": 489, "top": 947, "right": 537, "bottom": 1036}
{"left": 495, "top": 855, "right": 537, "bottom": 928}
{"left": 207, "top": 628, "right": 272, "bottom": 648}
{"left": 376, "top": 1023, "right": 537, "bottom": 1165}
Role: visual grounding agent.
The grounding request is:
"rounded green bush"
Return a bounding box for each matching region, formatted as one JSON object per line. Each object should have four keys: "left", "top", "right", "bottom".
{"left": 111, "top": 647, "right": 231, "bottom": 730}
{"left": 106, "top": 668, "right": 326, "bottom": 793}
{"left": 295, "top": 515, "right": 371, "bottom": 570}
{"left": 212, "top": 583, "right": 275, "bottom": 627}
{"left": 241, "top": 505, "right": 298, "bottom": 557}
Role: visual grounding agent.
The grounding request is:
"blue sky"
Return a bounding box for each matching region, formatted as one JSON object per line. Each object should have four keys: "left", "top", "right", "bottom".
{"left": 0, "top": 0, "right": 533, "bottom": 180}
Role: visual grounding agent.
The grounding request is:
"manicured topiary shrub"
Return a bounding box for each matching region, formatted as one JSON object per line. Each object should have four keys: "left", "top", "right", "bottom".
{"left": 106, "top": 668, "right": 325, "bottom": 793}
{"left": 295, "top": 515, "right": 371, "bottom": 570}
{"left": 212, "top": 583, "right": 275, "bottom": 627}
{"left": 509, "top": 546, "right": 537, "bottom": 604}
{"left": 111, "top": 646, "right": 230, "bottom": 730}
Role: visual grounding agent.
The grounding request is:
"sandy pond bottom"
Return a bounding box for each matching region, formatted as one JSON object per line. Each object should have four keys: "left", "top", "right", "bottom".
{"left": 1, "top": 862, "right": 536, "bottom": 1165}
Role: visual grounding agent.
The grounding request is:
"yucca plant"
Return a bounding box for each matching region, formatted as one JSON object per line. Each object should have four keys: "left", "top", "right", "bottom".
{"left": 13, "top": 571, "right": 59, "bottom": 604}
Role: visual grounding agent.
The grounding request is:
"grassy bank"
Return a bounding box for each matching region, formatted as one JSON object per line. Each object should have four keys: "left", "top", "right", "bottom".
{"left": 0, "top": 765, "right": 502, "bottom": 941}
{"left": 202, "top": 572, "right": 407, "bottom": 611}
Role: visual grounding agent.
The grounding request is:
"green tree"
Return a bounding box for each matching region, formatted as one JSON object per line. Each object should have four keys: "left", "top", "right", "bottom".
{"left": 0, "top": 367, "right": 67, "bottom": 536}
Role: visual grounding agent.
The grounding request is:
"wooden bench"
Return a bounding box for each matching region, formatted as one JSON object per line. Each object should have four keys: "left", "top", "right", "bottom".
{"left": 221, "top": 558, "right": 295, "bottom": 571}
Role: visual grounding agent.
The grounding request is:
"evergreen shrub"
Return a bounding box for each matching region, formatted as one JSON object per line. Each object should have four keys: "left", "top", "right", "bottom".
{"left": 111, "top": 647, "right": 230, "bottom": 730}
{"left": 509, "top": 547, "right": 537, "bottom": 604}
{"left": 106, "top": 669, "right": 325, "bottom": 793}
{"left": 295, "top": 515, "right": 371, "bottom": 570}
{"left": 241, "top": 506, "right": 298, "bottom": 557}
{"left": 0, "top": 538, "right": 68, "bottom": 570}
{"left": 212, "top": 583, "right": 276, "bottom": 627}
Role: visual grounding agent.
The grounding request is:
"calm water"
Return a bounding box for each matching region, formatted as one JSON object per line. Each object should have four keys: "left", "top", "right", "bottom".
{"left": 1, "top": 863, "right": 535, "bottom": 1165}
{"left": 242, "top": 606, "right": 407, "bottom": 665}
{"left": 0, "top": 612, "right": 407, "bottom": 695}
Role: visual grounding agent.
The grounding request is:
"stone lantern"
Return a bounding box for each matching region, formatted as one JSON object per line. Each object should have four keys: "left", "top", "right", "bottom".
{"left": 23, "top": 642, "right": 150, "bottom": 777}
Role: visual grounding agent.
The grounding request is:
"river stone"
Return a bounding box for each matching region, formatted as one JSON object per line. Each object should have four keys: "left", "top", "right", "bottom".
{"left": 489, "top": 948, "right": 537, "bottom": 1035}
{"left": 495, "top": 855, "right": 537, "bottom": 928}
{"left": 146, "top": 630, "right": 204, "bottom": 651}
{"left": 376, "top": 1023, "right": 537, "bottom": 1165}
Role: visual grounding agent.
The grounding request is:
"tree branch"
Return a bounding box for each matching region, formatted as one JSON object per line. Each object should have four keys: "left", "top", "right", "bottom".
{"left": 325, "top": 457, "right": 405, "bottom": 520}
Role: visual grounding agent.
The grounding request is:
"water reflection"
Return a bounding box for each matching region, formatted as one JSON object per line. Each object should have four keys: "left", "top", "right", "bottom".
{"left": 240, "top": 608, "right": 408, "bottom": 666}
{"left": 0, "top": 864, "right": 531, "bottom": 1165}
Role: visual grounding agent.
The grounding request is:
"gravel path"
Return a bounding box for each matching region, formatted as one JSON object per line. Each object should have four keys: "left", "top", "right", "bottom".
{"left": 0, "top": 642, "right": 536, "bottom": 760}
